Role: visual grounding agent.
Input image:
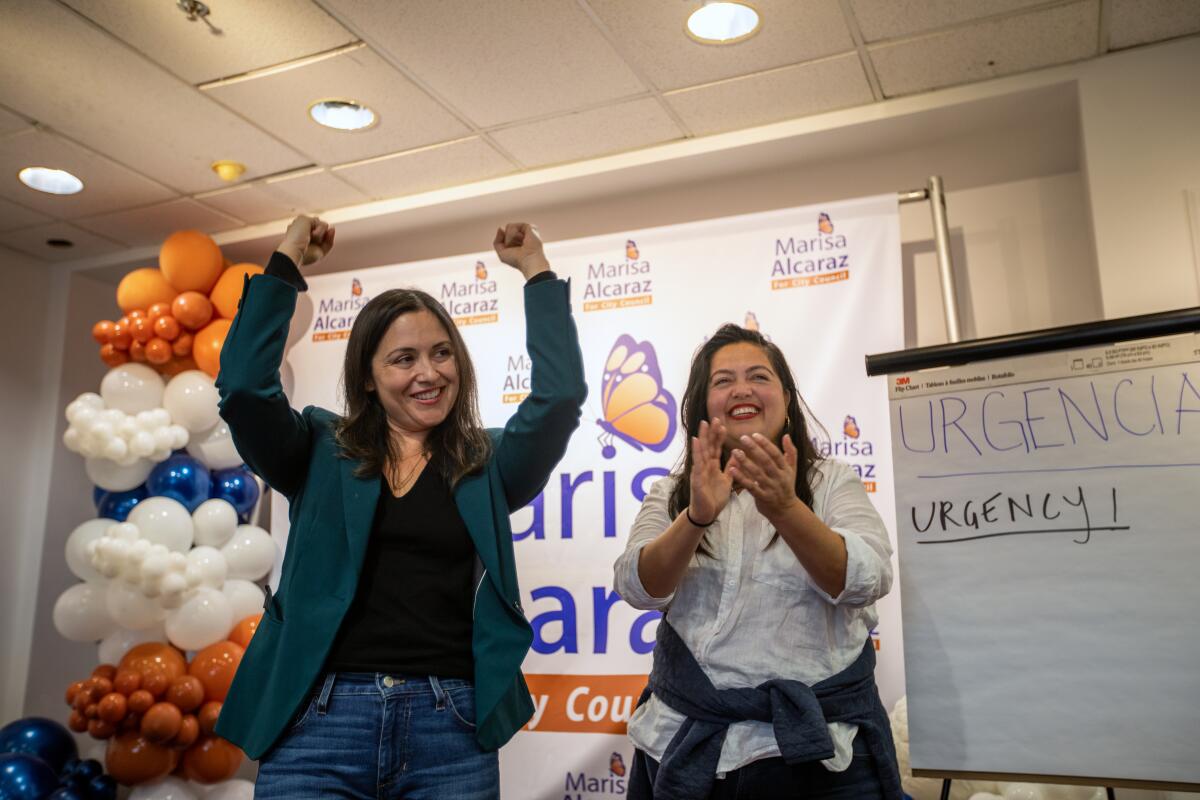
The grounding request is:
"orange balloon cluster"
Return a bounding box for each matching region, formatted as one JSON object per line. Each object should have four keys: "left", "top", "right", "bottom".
{"left": 92, "top": 230, "right": 263, "bottom": 378}
{"left": 63, "top": 623, "right": 257, "bottom": 786}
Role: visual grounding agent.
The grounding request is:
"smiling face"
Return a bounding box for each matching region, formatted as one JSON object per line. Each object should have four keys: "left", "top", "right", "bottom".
{"left": 705, "top": 341, "right": 789, "bottom": 451}
{"left": 366, "top": 309, "right": 460, "bottom": 437}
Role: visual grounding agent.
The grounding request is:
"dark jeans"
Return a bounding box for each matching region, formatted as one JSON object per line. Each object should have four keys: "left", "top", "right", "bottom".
{"left": 255, "top": 672, "right": 497, "bottom": 800}
{"left": 633, "top": 733, "right": 886, "bottom": 800}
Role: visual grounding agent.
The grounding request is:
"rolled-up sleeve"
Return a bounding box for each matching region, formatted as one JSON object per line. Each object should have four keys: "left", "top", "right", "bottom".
{"left": 812, "top": 466, "right": 893, "bottom": 607}
{"left": 613, "top": 476, "right": 677, "bottom": 610}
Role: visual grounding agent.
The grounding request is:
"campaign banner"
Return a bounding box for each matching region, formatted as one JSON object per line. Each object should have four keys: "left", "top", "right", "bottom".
{"left": 275, "top": 195, "right": 904, "bottom": 799}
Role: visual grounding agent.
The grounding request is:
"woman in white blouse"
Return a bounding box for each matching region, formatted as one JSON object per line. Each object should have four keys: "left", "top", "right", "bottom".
{"left": 614, "top": 324, "right": 901, "bottom": 800}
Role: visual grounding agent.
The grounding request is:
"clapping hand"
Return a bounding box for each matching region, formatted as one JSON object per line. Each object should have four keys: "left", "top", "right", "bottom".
{"left": 729, "top": 433, "right": 800, "bottom": 523}
{"left": 688, "top": 418, "right": 735, "bottom": 526}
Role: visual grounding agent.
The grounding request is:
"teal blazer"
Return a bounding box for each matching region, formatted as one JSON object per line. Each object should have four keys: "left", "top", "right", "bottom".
{"left": 212, "top": 272, "right": 586, "bottom": 760}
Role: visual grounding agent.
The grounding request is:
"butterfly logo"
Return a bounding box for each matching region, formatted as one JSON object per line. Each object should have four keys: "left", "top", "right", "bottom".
{"left": 744, "top": 311, "right": 759, "bottom": 331}
{"left": 625, "top": 239, "right": 639, "bottom": 260}
{"left": 818, "top": 212, "right": 834, "bottom": 235}
{"left": 609, "top": 752, "right": 626, "bottom": 777}
{"left": 475, "top": 260, "right": 488, "bottom": 280}
{"left": 351, "top": 278, "right": 363, "bottom": 297}
{"left": 843, "top": 414, "right": 860, "bottom": 439}
{"left": 597, "top": 334, "right": 677, "bottom": 460}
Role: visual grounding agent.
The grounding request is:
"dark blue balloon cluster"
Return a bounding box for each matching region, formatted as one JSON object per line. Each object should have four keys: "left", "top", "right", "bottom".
{"left": 0, "top": 718, "right": 114, "bottom": 800}
{"left": 92, "top": 453, "right": 258, "bottom": 523}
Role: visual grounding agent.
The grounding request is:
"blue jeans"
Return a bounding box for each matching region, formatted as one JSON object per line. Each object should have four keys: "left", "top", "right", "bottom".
{"left": 255, "top": 672, "right": 498, "bottom": 799}
{"left": 633, "top": 733, "right": 886, "bottom": 800}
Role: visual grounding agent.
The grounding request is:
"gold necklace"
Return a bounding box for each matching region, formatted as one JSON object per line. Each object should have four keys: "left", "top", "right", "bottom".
{"left": 387, "top": 450, "right": 428, "bottom": 496}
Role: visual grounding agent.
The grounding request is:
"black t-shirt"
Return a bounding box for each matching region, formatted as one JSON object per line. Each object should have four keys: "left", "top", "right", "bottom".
{"left": 325, "top": 458, "right": 476, "bottom": 679}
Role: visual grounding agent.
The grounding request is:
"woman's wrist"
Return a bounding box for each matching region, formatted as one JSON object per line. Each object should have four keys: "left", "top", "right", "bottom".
{"left": 275, "top": 244, "right": 303, "bottom": 267}
{"left": 518, "top": 254, "right": 551, "bottom": 280}
{"left": 685, "top": 506, "right": 715, "bottom": 528}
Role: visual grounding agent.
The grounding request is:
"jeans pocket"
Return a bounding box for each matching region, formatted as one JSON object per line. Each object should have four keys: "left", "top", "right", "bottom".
{"left": 444, "top": 686, "right": 477, "bottom": 731}
{"left": 286, "top": 692, "right": 317, "bottom": 734}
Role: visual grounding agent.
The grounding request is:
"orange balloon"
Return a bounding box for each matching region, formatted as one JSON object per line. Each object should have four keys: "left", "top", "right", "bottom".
{"left": 166, "top": 675, "right": 205, "bottom": 713}
{"left": 98, "top": 692, "right": 128, "bottom": 724}
{"left": 92, "top": 320, "right": 115, "bottom": 344}
{"left": 127, "top": 690, "right": 154, "bottom": 714}
{"left": 181, "top": 736, "right": 242, "bottom": 784}
{"left": 196, "top": 701, "right": 221, "bottom": 737}
{"left": 147, "top": 302, "right": 172, "bottom": 321}
{"left": 175, "top": 714, "right": 199, "bottom": 749}
{"left": 110, "top": 322, "right": 132, "bottom": 351}
{"left": 94, "top": 664, "right": 118, "bottom": 680}
{"left": 91, "top": 677, "right": 114, "bottom": 700}
{"left": 130, "top": 316, "right": 154, "bottom": 344}
{"left": 117, "top": 268, "right": 176, "bottom": 314}
{"left": 120, "top": 643, "right": 186, "bottom": 682}
{"left": 158, "top": 356, "right": 197, "bottom": 378}
{"left": 141, "top": 702, "right": 183, "bottom": 744}
{"left": 188, "top": 642, "right": 243, "bottom": 703}
{"left": 160, "top": 231, "right": 224, "bottom": 294}
{"left": 106, "top": 731, "right": 179, "bottom": 785}
{"left": 209, "top": 263, "right": 263, "bottom": 319}
{"left": 171, "top": 292, "right": 214, "bottom": 331}
{"left": 68, "top": 710, "right": 88, "bottom": 733}
{"left": 88, "top": 719, "right": 117, "bottom": 740}
{"left": 99, "top": 344, "right": 129, "bottom": 367}
{"left": 66, "top": 681, "right": 85, "bottom": 705}
{"left": 153, "top": 315, "right": 181, "bottom": 341}
{"left": 145, "top": 338, "right": 172, "bottom": 366}
{"left": 228, "top": 615, "right": 261, "bottom": 649}
{"left": 143, "top": 668, "right": 170, "bottom": 698}
{"left": 129, "top": 340, "right": 147, "bottom": 362}
{"left": 123, "top": 712, "right": 142, "bottom": 733}
{"left": 114, "top": 669, "right": 142, "bottom": 695}
{"left": 172, "top": 333, "right": 194, "bottom": 357}
{"left": 192, "top": 318, "right": 232, "bottom": 379}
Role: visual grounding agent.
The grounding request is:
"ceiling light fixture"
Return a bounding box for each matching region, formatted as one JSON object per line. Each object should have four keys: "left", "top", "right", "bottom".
{"left": 211, "top": 160, "right": 246, "bottom": 182}
{"left": 309, "top": 99, "right": 378, "bottom": 132}
{"left": 686, "top": 1, "right": 761, "bottom": 45}
{"left": 18, "top": 167, "right": 84, "bottom": 195}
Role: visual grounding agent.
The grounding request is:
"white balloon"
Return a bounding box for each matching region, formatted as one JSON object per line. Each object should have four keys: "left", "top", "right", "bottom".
{"left": 63, "top": 427, "right": 82, "bottom": 452}
{"left": 187, "top": 546, "right": 228, "bottom": 589}
{"left": 128, "top": 497, "right": 195, "bottom": 553}
{"left": 97, "top": 624, "right": 166, "bottom": 665}
{"left": 106, "top": 580, "right": 167, "bottom": 630}
{"left": 203, "top": 779, "right": 254, "bottom": 800}
{"left": 193, "top": 499, "right": 238, "bottom": 548}
{"left": 100, "top": 363, "right": 165, "bottom": 415}
{"left": 130, "top": 775, "right": 199, "bottom": 800}
{"left": 187, "top": 420, "right": 243, "bottom": 470}
{"left": 131, "top": 430, "right": 156, "bottom": 458}
{"left": 165, "top": 587, "right": 234, "bottom": 651}
{"left": 968, "top": 795, "right": 1006, "bottom": 800}
{"left": 222, "top": 579, "right": 266, "bottom": 623}
{"left": 53, "top": 582, "right": 117, "bottom": 642}
{"left": 1003, "top": 786, "right": 1048, "bottom": 800}
{"left": 66, "top": 519, "right": 113, "bottom": 582}
{"left": 220, "top": 525, "right": 277, "bottom": 581}
{"left": 86, "top": 455, "right": 153, "bottom": 492}
{"left": 163, "top": 371, "right": 220, "bottom": 433}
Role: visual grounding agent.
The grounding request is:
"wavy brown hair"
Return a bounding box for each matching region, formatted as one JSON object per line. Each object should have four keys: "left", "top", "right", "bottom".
{"left": 668, "top": 325, "right": 826, "bottom": 531}
{"left": 335, "top": 288, "right": 491, "bottom": 486}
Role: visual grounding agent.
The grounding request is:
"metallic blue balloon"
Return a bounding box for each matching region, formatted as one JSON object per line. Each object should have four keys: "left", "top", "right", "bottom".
{"left": 0, "top": 717, "right": 77, "bottom": 775}
{"left": 148, "top": 454, "right": 211, "bottom": 512}
{"left": 211, "top": 466, "right": 260, "bottom": 517}
{"left": 84, "top": 774, "right": 115, "bottom": 800}
{"left": 95, "top": 484, "right": 147, "bottom": 523}
{"left": 0, "top": 753, "right": 59, "bottom": 800}
{"left": 71, "top": 761, "right": 100, "bottom": 784}
{"left": 47, "top": 786, "right": 86, "bottom": 800}
{"left": 90, "top": 487, "right": 104, "bottom": 510}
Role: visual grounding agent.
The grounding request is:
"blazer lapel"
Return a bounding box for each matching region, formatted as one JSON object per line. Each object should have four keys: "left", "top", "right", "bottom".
{"left": 340, "top": 458, "right": 380, "bottom": 568}
{"left": 453, "top": 471, "right": 507, "bottom": 599}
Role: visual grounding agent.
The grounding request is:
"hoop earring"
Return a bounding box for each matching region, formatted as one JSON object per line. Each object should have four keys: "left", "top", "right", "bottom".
{"left": 784, "top": 414, "right": 791, "bottom": 431}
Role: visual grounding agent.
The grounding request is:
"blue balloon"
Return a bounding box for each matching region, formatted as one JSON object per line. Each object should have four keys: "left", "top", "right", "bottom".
{"left": 0, "top": 753, "right": 59, "bottom": 800}
{"left": 211, "top": 466, "right": 260, "bottom": 517}
{"left": 84, "top": 774, "right": 116, "bottom": 800}
{"left": 95, "top": 484, "right": 147, "bottom": 523}
{"left": 90, "top": 487, "right": 104, "bottom": 511}
{"left": 47, "top": 787, "right": 86, "bottom": 800}
{"left": 0, "top": 717, "right": 77, "bottom": 775}
{"left": 148, "top": 454, "right": 211, "bottom": 512}
{"left": 71, "top": 761, "right": 100, "bottom": 784}
{"left": 58, "top": 757, "right": 80, "bottom": 779}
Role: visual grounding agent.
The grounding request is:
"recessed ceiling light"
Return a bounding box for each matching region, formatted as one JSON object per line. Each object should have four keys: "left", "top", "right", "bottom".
{"left": 19, "top": 167, "right": 84, "bottom": 195}
{"left": 309, "top": 99, "right": 377, "bottom": 132}
{"left": 211, "top": 160, "right": 246, "bottom": 182}
{"left": 686, "top": 2, "right": 761, "bottom": 44}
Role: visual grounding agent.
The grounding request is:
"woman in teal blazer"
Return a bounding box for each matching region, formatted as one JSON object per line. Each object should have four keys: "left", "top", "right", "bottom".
{"left": 213, "top": 216, "right": 586, "bottom": 798}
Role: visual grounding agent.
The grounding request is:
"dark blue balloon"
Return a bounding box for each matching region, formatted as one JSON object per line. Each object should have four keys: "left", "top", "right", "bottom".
{"left": 0, "top": 753, "right": 59, "bottom": 800}
{"left": 71, "top": 761, "right": 100, "bottom": 784}
{"left": 211, "top": 466, "right": 260, "bottom": 517}
{"left": 91, "top": 487, "right": 105, "bottom": 511}
{"left": 84, "top": 774, "right": 116, "bottom": 800}
{"left": 47, "top": 786, "right": 86, "bottom": 800}
{"left": 148, "top": 454, "right": 211, "bottom": 512}
{"left": 95, "top": 484, "right": 147, "bottom": 523}
{"left": 0, "top": 717, "right": 77, "bottom": 775}
{"left": 58, "top": 757, "right": 80, "bottom": 779}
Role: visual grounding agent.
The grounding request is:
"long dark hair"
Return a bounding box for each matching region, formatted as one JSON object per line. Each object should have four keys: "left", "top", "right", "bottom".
{"left": 668, "top": 324, "right": 825, "bottom": 525}
{"left": 335, "top": 288, "right": 491, "bottom": 487}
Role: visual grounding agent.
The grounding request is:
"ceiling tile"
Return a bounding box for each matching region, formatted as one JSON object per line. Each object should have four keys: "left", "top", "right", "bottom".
{"left": 198, "top": 168, "right": 370, "bottom": 224}
{"left": 585, "top": 0, "right": 854, "bottom": 91}
{"left": 665, "top": 55, "right": 874, "bottom": 136}
{"left": 1109, "top": 0, "right": 1200, "bottom": 49}
{"left": 0, "top": 129, "right": 177, "bottom": 219}
{"left": 0, "top": 106, "right": 31, "bottom": 138}
{"left": 62, "top": 0, "right": 357, "bottom": 85}
{"left": 848, "top": 0, "right": 1052, "bottom": 42}
{"left": 205, "top": 46, "right": 470, "bottom": 165}
{"left": 320, "top": 0, "right": 647, "bottom": 127}
{"left": 73, "top": 198, "right": 243, "bottom": 248}
{"left": 4, "top": 221, "right": 126, "bottom": 262}
{"left": 332, "top": 138, "right": 514, "bottom": 199}
{"left": 0, "top": 196, "right": 53, "bottom": 232}
{"left": 490, "top": 99, "right": 684, "bottom": 168}
{"left": 869, "top": 0, "right": 1099, "bottom": 98}
{"left": 0, "top": 1, "right": 311, "bottom": 194}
